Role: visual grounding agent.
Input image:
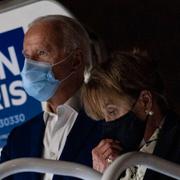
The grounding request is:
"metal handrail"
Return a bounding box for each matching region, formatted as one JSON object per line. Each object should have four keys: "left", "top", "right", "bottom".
{"left": 1, "top": 153, "right": 180, "bottom": 179}
{"left": 0, "top": 158, "right": 101, "bottom": 180}
{"left": 102, "top": 152, "right": 180, "bottom": 180}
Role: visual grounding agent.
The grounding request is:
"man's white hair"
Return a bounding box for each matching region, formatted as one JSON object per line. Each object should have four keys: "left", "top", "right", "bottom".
{"left": 29, "top": 15, "right": 92, "bottom": 72}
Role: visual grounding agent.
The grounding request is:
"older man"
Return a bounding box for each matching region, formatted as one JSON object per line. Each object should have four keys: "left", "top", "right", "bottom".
{"left": 1, "top": 15, "right": 103, "bottom": 180}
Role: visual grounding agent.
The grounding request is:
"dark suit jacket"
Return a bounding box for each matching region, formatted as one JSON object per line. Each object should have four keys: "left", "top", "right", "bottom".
{"left": 144, "top": 111, "right": 180, "bottom": 180}
{"left": 0, "top": 110, "right": 103, "bottom": 180}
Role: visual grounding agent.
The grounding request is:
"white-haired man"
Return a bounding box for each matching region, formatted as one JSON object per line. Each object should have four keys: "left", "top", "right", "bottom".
{"left": 1, "top": 15, "right": 103, "bottom": 180}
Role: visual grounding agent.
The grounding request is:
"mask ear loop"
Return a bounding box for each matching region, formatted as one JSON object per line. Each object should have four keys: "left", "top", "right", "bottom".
{"left": 130, "top": 93, "right": 151, "bottom": 128}
{"left": 50, "top": 50, "right": 76, "bottom": 82}
{"left": 140, "top": 108, "right": 154, "bottom": 146}
{"left": 52, "top": 50, "right": 75, "bottom": 67}
{"left": 59, "top": 71, "right": 75, "bottom": 84}
{"left": 130, "top": 93, "right": 154, "bottom": 148}
{"left": 131, "top": 91, "right": 154, "bottom": 118}
{"left": 130, "top": 93, "right": 141, "bottom": 112}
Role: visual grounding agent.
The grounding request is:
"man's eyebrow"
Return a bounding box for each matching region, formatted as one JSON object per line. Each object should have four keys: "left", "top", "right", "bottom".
{"left": 22, "top": 48, "right": 49, "bottom": 55}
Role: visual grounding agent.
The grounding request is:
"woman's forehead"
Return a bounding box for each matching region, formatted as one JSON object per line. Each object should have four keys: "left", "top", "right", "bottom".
{"left": 99, "top": 92, "right": 121, "bottom": 106}
{"left": 99, "top": 90, "right": 131, "bottom": 108}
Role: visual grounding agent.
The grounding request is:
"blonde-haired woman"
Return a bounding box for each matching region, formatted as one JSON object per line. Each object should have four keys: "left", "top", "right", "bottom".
{"left": 82, "top": 50, "right": 180, "bottom": 180}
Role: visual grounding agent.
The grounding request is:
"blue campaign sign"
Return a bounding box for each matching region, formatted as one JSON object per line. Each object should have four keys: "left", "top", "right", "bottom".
{"left": 0, "top": 27, "right": 42, "bottom": 148}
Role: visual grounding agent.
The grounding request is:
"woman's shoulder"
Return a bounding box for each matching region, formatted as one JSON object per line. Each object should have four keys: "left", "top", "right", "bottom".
{"left": 160, "top": 110, "right": 180, "bottom": 139}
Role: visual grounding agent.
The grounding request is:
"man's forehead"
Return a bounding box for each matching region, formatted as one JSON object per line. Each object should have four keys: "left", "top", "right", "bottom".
{"left": 24, "top": 30, "right": 47, "bottom": 48}
{"left": 24, "top": 23, "right": 63, "bottom": 46}
{"left": 28, "top": 20, "right": 63, "bottom": 33}
{"left": 26, "top": 22, "right": 52, "bottom": 36}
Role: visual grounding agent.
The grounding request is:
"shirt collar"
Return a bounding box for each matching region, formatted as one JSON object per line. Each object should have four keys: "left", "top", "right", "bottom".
{"left": 43, "top": 104, "right": 78, "bottom": 124}
{"left": 43, "top": 89, "right": 81, "bottom": 114}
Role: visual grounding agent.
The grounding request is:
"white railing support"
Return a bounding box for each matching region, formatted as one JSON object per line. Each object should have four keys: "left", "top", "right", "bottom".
{"left": 0, "top": 158, "right": 102, "bottom": 180}
{"left": 102, "top": 152, "right": 180, "bottom": 180}
{"left": 1, "top": 152, "right": 180, "bottom": 180}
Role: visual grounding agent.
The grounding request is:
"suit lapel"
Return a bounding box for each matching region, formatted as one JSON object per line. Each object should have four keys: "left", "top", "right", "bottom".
{"left": 144, "top": 111, "right": 179, "bottom": 180}
{"left": 59, "top": 110, "right": 96, "bottom": 162}
{"left": 14, "top": 113, "right": 45, "bottom": 180}
{"left": 153, "top": 111, "right": 178, "bottom": 158}
{"left": 29, "top": 112, "right": 45, "bottom": 157}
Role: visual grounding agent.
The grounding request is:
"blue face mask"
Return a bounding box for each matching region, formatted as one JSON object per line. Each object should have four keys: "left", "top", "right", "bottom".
{"left": 21, "top": 52, "right": 74, "bottom": 102}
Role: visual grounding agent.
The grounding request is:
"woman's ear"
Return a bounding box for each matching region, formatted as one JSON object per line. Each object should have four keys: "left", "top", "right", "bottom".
{"left": 133, "top": 90, "right": 153, "bottom": 120}
{"left": 138, "top": 90, "right": 153, "bottom": 115}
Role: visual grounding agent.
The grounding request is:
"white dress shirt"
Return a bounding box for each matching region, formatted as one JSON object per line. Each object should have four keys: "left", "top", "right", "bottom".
{"left": 42, "top": 104, "right": 78, "bottom": 180}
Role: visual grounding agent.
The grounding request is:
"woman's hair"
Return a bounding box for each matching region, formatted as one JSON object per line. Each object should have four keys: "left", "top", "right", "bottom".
{"left": 82, "top": 49, "right": 167, "bottom": 120}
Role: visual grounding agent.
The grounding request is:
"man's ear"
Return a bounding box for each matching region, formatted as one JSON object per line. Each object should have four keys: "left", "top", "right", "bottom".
{"left": 138, "top": 90, "right": 153, "bottom": 114}
{"left": 71, "top": 48, "right": 83, "bottom": 70}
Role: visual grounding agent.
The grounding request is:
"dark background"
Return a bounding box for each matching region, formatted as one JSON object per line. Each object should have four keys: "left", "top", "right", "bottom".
{"left": 60, "top": 0, "right": 180, "bottom": 113}
{"left": 0, "top": 0, "right": 179, "bottom": 113}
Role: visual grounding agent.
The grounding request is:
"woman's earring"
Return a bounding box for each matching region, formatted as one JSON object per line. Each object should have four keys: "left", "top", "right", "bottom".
{"left": 145, "top": 110, "right": 154, "bottom": 116}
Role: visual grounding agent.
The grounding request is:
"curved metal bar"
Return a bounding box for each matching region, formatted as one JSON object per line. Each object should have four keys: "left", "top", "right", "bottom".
{"left": 0, "top": 158, "right": 102, "bottom": 180}
{"left": 102, "top": 152, "right": 180, "bottom": 180}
